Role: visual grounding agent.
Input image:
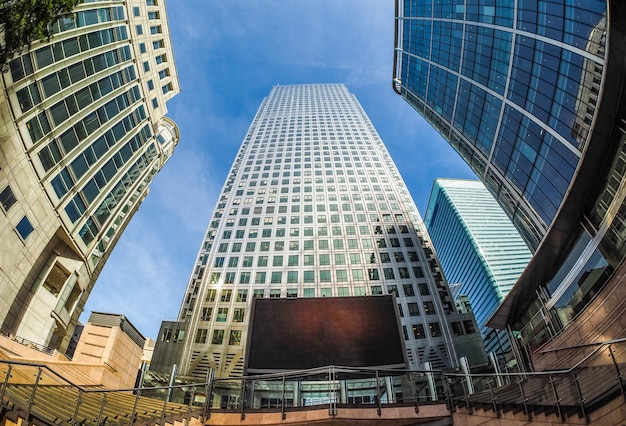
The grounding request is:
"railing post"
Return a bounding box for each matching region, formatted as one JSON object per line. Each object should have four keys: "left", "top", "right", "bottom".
{"left": 203, "top": 368, "right": 213, "bottom": 420}
{"left": 240, "top": 378, "right": 246, "bottom": 420}
{"left": 160, "top": 384, "right": 170, "bottom": 426}
{"left": 96, "top": 394, "right": 107, "bottom": 426}
{"left": 186, "top": 386, "right": 196, "bottom": 424}
{"left": 424, "top": 362, "right": 436, "bottom": 401}
{"left": 518, "top": 377, "right": 531, "bottom": 421}
{"left": 608, "top": 344, "right": 626, "bottom": 402}
{"left": 71, "top": 389, "right": 83, "bottom": 425}
{"left": 549, "top": 374, "right": 563, "bottom": 422}
{"left": 375, "top": 369, "right": 382, "bottom": 416}
{"left": 459, "top": 375, "right": 470, "bottom": 414}
{"left": 442, "top": 373, "right": 456, "bottom": 413}
{"left": 281, "top": 374, "right": 286, "bottom": 420}
{"left": 25, "top": 367, "right": 42, "bottom": 424}
{"left": 130, "top": 388, "right": 141, "bottom": 426}
{"left": 0, "top": 365, "right": 12, "bottom": 405}
{"left": 408, "top": 372, "right": 419, "bottom": 414}
{"left": 488, "top": 378, "right": 500, "bottom": 418}
{"left": 328, "top": 366, "right": 336, "bottom": 417}
{"left": 571, "top": 369, "right": 587, "bottom": 423}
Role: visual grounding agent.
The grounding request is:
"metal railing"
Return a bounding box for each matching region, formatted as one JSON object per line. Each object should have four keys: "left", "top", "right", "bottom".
{"left": 1, "top": 338, "right": 625, "bottom": 424}
{"left": 0, "top": 359, "right": 204, "bottom": 426}
{"left": 204, "top": 365, "right": 449, "bottom": 421}
{"left": 445, "top": 338, "right": 626, "bottom": 423}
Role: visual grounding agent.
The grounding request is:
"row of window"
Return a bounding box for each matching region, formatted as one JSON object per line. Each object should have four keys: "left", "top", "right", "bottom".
{"left": 61, "top": 123, "right": 152, "bottom": 222}
{"left": 8, "top": 7, "right": 126, "bottom": 83}
{"left": 200, "top": 266, "right": 425, "bottom": 286}
{"left": 200, "top": 282, "right": 431, "bottom": 308}
{"left": 38, "top": 88, "right": 143, "bottom": 182}
{"left": 219, "top": 225, "right": 411, "bottom": 239}
{"left": 195, "top": 318, "right": 452, "bottom": 348}
{"left": 211, "top": 236, "right": 415, "bottom": 254}
{"left": 79, "top": 143, "right": 158, "bottom": 246}
{"left": 26, "top": 46, "right": 134, "bottom": 145}
{"left": 14, "top": 27, "right": 129, "bottom": 111}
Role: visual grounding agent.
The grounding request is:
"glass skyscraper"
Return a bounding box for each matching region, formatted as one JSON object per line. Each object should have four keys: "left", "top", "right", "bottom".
{"left": 424, "top": 179, "right": 531, "bottom": 361}
{"left": 151, "top": 84, "right": 485, "bottom": 379}
{"left": 394, "top": 1, "right": 607, "bottom": 250}
{"left": 0, "top": 0, "right": 179, "bottom": 351}
{"left": 394, "top": 1, "right": 626, "bottom": 365}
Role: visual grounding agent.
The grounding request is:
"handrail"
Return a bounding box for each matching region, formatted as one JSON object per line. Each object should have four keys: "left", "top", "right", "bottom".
{"left": 0, "top": 358, "right": 208, "bottom": 394}
{"left": 537, "top": 336, "right": 626, "bottom": 354}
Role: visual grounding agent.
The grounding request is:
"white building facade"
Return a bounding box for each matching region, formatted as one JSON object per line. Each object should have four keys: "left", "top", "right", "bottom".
{"left": 0, "top": 0, "right": 179, "bottom": 352}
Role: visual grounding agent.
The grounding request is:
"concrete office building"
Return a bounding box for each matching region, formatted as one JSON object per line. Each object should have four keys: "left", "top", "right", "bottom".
{"left": 393, "top": 1, "right": 626, "bottom": 365}
{"left": 151, "top": 84, "right": 485, "bottom": 379}
{"left": 424, "top": 179, "right": 531, "bottom": 363}
{"left": 0, "top": 0, "right": 179, "bottom": 353}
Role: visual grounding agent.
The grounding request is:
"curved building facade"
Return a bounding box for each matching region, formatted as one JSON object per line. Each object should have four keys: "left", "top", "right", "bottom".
{"left": 0, "top": 0, "right": 179, "bottom": 352}
{"left": 394, "top": 1, "right": 626, "bottom": 364}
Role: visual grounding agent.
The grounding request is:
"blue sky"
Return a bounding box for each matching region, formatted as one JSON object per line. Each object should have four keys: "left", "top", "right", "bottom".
{"left": 80, "top": 1, "right": 475, "bottom": 340}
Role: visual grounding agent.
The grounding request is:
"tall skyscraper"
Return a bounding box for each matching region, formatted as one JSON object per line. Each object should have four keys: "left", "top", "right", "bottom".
{"left": 393, "top": 1, "right": 626, "bottom": 365}
{"left": 0, "top": 0, "right": 179, "bottom": 352}
{"left": 424, "top": 179, "right": 532, "bottom": 361}
{"left": 151, "top": 84, "right": 484, "bottom": 379}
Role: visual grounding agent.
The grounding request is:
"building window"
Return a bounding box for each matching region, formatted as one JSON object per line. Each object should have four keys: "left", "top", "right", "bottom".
{"left": 237, "top": 289, "right": 248, "bottom": 302}
{"left": 0, "top": 185, "right": 17, "bottom": 211}
{"left": 269, "top": 289, "right": 281, "bottom": 298}
{"left": 463, "top": 320, "right": 476, "bottom": 334}
{"left": 412, "top": 324, "right": 425, "bottom": 339}
{"left": 133, "top": 7, "right": 140, "bottom": 16}
{"left": 139, "top": 42, "right": 146, "bottom": 53}
{"left": 220, "top": 289, "right": 232, "bottom": 302}
{"left": 16, "top": 216, "right": 34, "bottom": 240}
{"left": 201, "top": 307, "right": 212, "bottom": 321}
{"left": 216, "top": 308, "right": 228, "bottom": 322}
{"left": 195, "top": 329, "right": 207, "bottom": 344}
{"left": 429, "top": 322, "right": 442, "bottom": 337}
{"left": 451, "top": 322, "right": 464, "bottom": 336}
{"left": 407, "top": 303, "right": 420, "bottom": 316}
{"left": 423, "top": 301, "right": 435, "bottom": 315}
{"left": 402, "top": 284, "right": 415, "bottom": 297}
{"left": 233, "top": 308, "right": 245, "bottom": 322}
{"left": 211, "top": 330, "right": 224, "bottom": 344}
{"left": 229, "top": 330, "right": 242, "bottom": 345}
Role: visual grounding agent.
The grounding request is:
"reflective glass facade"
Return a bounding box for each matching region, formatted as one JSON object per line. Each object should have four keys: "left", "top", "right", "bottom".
{"left": 424, "top": 179, "right": 531, "bottom": 361}
{"left": 394, "top": 0, "right": 607, "bottom": 250}
{"left": 153, "top": 84, "right": 485, "bottom": 379}
{"left": 0, "top": 0, "right": 179, "bottom": 351}
{"left": 396, "top": 1, "right": 626, "bottom": 362}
